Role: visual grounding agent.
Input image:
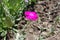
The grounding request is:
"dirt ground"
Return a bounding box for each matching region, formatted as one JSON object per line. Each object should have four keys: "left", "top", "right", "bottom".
{"left": 18, "top": 0, "right": 60, "bottom": 40}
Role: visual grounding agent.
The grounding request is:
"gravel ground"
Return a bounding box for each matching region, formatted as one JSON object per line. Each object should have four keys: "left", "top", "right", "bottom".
{"left": 17, "top": 0, "right": 60, "bottom": 40}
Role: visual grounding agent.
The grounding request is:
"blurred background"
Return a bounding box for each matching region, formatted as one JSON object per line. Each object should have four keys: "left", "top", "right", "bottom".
{"left": 0, "top": 0, "right": 60, "bottom": 40}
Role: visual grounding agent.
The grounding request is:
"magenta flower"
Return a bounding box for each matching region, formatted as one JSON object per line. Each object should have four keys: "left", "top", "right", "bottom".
{"left": 24, "top": 11, "right": 38, "bottom": 21}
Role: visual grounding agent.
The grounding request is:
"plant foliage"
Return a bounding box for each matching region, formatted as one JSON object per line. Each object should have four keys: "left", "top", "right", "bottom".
{"left": 0, "top": 0, "right": 36, "bottom": 39}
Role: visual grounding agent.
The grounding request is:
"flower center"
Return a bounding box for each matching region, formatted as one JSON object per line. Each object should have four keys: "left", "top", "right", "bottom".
{"left": 29, "top": 13, "right": 34, "bottom": 16}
